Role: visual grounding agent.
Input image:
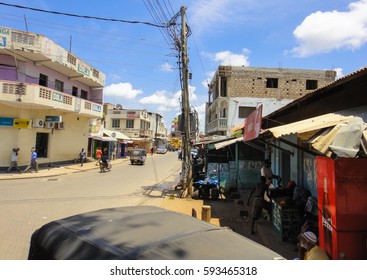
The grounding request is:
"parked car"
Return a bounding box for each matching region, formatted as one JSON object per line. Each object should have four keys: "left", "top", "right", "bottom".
{"left": 156, "top": 146, "right": 167, "bottom": 154}
{"left": 130, "top": 148, "right": 147, "bottom": 165}
{"left": 28, "top": 206, "right": 285, "bottom": 260}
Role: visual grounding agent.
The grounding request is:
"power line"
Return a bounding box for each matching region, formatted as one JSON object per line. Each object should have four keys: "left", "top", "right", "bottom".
{"left": 0, "top": 1, "right": 173, "bottom": 28}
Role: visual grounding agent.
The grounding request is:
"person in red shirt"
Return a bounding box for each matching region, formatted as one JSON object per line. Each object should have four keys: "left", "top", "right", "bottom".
{"left": 95, "top": 148, "right": 102, "bottom": 166}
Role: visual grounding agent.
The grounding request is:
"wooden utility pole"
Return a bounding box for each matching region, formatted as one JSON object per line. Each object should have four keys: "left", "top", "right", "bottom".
{"left": 180, "top": 6, "right": 192, "bottom": 197}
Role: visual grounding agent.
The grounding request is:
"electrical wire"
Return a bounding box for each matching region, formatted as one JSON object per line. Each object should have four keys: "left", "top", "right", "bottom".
{"left": 0, "top": 2, "right": 171, "bottom": 28}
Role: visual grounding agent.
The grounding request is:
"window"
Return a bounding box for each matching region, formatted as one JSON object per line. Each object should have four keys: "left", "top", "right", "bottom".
{"left": 220, "top": 77, "right": 227, "bottom": 97}
{"left": 220, "top": 108, "right": 227, "bottom": 118}
{"left": 112, "top": 119, "right": 120, "bottom": 128}
{"left": 55, "top": 79, "right": 64, "bottom": 92}
{"left": 238, "top": 106, "right": 256, "bottom": 118}
{"left": 36, "top": 132, "right": 49, "bottom": 158}
{"left": 39, "top": 74, "right": 48, "bottom": 87}
{"left": 306, "top": 80, "right": 318, "bottom": 90}
{"left": 266, "top": 78, "right": 278, "bottom": 88}
{"left": 126, "top": 119, "right": 134, "bottom": 128}
{"left": 72, "top": 86, "right": 78, "bottom": 97}
{"left": 80, "top": 90, "right": 88, "bottom": 99}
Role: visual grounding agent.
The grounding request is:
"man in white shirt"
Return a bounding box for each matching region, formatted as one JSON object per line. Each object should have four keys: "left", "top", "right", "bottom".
{"left": 6, "top": 148, "right": 21, "bottom": 172}
{"left": 261, "top": 159, "right": 280, "bottom": 185}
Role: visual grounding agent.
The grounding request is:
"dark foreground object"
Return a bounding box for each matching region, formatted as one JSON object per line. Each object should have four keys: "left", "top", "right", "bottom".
{"left": 28, "top": 206, "right": 285, "bottom": 260}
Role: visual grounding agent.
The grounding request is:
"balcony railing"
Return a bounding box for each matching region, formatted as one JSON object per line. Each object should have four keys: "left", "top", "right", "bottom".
{"left": 207, "top": 118, "right": 228, "bottom": 133}
{"left": 0, "top": 81, "right": 102, "bottom": 118}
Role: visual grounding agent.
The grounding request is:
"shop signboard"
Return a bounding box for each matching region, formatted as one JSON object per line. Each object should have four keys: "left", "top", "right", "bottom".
{"left": 13, "top": 118, "right": 31, "bottom": 128}
{"left": 0, "top": 117, "right": 14, "bottom": 126}
{"left": 45, "top": 115, "right": 62, "bottom": 122}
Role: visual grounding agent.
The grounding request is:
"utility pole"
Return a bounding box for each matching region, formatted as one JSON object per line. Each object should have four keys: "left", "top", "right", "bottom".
{"left": 180, "top": 6, "right": 192, "bottom": 197}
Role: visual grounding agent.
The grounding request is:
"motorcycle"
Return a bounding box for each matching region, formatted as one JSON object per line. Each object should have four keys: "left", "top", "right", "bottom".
{"left": 99, "top": 159, "right": 112, "bottom": 172}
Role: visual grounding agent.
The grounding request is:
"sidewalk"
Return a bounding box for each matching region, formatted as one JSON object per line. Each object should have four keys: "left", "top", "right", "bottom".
{"left": 0, "top": 157, "right": 128, "bottom": 180}
{"left": 0, "top": 158, "right": 297, "bottom": 259}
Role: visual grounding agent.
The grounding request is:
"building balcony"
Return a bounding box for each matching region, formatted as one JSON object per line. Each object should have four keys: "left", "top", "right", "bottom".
{"left": 0, "top": 26, "right": 105, "bottom": 87}
{"left": 207, "top": 118, "right": 228, "bottom": 134}
{"left": 0, "top": 80, "right": 102, "bottom": 118}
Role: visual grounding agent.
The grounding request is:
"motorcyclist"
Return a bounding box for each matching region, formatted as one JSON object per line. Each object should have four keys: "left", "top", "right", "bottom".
{"left": 101, "top": 154, "right": 109, "bottom": 167}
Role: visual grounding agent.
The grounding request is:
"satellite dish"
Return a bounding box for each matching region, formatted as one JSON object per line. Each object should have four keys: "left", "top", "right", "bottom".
{"left": 115, "top": 104, "right": 122, "bottom": 110}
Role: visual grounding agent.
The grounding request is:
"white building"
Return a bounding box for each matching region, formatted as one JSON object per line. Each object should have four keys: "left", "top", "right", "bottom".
{"left": 0, "top": 26, "right": 105, "bottom": 169}
{"left": 103, "top": 103, "right": 168, "bottom": 152}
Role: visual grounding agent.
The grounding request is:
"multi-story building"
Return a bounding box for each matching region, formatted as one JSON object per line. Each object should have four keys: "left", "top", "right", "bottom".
{"left": 103, "top": 103, "right": 167, "bottom": 151}
{"left": 0, "top": 26, "right": 105, "bottom": 169}
{"left": 205, "top": 66, "right": 336, "bottom": 136}
{"left": 148, "top": 112, "right": 168, "bottom": 148}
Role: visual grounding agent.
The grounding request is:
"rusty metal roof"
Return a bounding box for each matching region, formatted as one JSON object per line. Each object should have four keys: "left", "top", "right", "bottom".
{"left": 262, "top": 106, "right": 367, "bottom": 157}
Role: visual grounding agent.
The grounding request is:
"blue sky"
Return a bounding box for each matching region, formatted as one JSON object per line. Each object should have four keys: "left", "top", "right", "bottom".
{"left": 1, "top": 0, "right": 367, "bottom": 132}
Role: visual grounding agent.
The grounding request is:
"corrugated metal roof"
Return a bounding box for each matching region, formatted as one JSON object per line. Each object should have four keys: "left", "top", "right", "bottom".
{"left": 213, "top": 137, "right": 243, "bottom": 150}
{"left": 262, "top": 106, "right": 367, "bottom": 157}
{"left": 264, "top": 113, "right": 353, "bottom": 138}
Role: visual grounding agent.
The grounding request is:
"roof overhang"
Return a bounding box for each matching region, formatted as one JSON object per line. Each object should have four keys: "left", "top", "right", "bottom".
{"left": 261, "top": 106, "right": 367, "bottom": 158}
{"left": 103, "top": 129, "right": 131, "bottom": 141}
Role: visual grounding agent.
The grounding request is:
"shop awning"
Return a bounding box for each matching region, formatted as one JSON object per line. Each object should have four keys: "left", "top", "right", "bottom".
{"left": 91, "top": 136, "right": 117, "bottom": 142}
{"left": 103, "top": 129, "right": 130, "bottom": 140}
{"left": 213, "top": 137, "right": 243, "bottom": 150}
{"left": 261, "top": 106, "right": 367, "bottom": 158}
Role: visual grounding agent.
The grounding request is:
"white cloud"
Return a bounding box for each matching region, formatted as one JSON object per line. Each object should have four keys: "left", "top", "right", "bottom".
{"left": 202, "top": 71, "right": 215, "bottom": 88}
{"left": 292, "top": 0, "right": 367, "bottom": 57}
{"left": 140, "top": 90, "right": 180, "bottom": 108}
{"left": 213, "top": 49, "right": 250, "bottom": 66}
{"left": 160, "top": 62, "right": 174, "bottom": 72}
{"left": 334, "top": 67, "right": 344, "bottom": 79}
{"left": 104, "top": 83, "right": 142, "bottom": 100}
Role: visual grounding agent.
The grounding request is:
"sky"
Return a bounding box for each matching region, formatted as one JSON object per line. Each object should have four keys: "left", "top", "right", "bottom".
{"left": 1, "top": 0, "right": 367, "bottom": 133}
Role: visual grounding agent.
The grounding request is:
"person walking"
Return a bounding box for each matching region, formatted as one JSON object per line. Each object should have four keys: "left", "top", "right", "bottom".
{"left": 247, "top": 176, "right": 270, "bottom": 235}
{"left": 24, "top": 147, "right": 38, "bottom": 173}
{"left": 79, "top": 148, "right": 86, "bottom": 166}
{"left": 6, "top": 148, "right": 21, "bottom": 172}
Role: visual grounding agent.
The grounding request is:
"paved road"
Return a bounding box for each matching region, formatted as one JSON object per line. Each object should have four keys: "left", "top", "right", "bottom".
{"left": 0, "top": 152, "right": 182, "bottom": 260}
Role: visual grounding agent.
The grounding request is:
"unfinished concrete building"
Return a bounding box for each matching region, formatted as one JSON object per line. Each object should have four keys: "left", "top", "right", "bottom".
{"left": 205, "top": 66, "right": 336, "bottom": 136}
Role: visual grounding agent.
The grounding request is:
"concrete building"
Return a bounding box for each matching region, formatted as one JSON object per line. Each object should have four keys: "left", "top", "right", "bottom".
{"left": 103, "top": 103, "right": 168, "bottom": 153}
{"left": 205, "top": 66, "right": 336, "bottom": 136}
{"left": 0, "top": 26, "right": 105, "bottom": 169}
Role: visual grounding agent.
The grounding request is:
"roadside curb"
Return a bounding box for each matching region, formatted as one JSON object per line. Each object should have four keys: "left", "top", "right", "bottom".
{"left": 0, "top": 158, "right": 129, "bottom": 181}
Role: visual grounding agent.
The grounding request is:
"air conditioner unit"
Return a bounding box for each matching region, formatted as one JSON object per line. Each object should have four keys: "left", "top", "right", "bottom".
{"left": 55, "top": 122, "right": 65, "bottom": 130}
{"left": 45, "top": 121, "right": 55, "bottom": 129}
{"left": 32, "top": 119, "right": 44, "bottom": 128}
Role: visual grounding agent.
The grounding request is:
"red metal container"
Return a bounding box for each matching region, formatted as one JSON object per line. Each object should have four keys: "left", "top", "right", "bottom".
{"left": 316, "top": 156, "right": 367, "bottom": 260}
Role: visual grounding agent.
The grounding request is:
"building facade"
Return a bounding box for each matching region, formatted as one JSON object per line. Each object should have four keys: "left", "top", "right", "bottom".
{"left": 205, "top": 66, "right": 336, "bottom": 136}
{"left": 103, "top": 103, "right": 168, "bottom": 152}
{"left": 0, "top": 26, "right": 105, "bottom": 169}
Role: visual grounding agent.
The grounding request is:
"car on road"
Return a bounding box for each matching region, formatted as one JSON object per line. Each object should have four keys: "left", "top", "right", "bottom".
{"left": 130, "top": 148, "right": 147, "bottom": 165}
{"left": 156, "top": 146, "right": 167, "bottom": 154}
{"left": 28, "top": 206, "right": 285, "bottom": 260}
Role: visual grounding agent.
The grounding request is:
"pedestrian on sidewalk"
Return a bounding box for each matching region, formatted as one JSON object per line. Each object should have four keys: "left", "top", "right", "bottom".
{"left": 6, "top": 148, "right": 21, "bottom": 172}
{"left": 79, "top": 148, "right": 86, "bottom": 166}
{"left": 247, "top": 176, "right": 270, "bottom": 235}
{"left": 24, "top": 147, "right": 38, "bottom": 173}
